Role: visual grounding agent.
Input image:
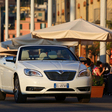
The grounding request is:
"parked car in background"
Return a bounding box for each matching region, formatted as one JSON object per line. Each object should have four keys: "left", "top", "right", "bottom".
{"left": 0, "top": 45, "right": 92, "bottom": 103}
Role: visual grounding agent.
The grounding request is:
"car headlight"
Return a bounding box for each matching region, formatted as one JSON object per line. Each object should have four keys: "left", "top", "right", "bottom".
{"left": 78, "top": 69, "right": 90, "bottom": 77}
{"left": 24, "top": 69, "right": 43, "bottom": 77}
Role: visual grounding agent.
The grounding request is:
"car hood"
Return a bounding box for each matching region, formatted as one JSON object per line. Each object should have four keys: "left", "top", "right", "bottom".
{"left": 20, "top": 60, "right": 85, "bottom": 71}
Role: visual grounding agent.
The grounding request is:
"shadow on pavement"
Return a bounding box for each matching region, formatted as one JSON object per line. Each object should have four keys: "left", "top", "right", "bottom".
{"left": 5, "top": 95, "right": 112, "bottom": 104}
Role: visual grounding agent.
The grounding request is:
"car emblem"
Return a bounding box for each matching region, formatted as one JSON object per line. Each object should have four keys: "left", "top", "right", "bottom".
{"left": 57, "top": 70, "right": 64, "bottom": 75}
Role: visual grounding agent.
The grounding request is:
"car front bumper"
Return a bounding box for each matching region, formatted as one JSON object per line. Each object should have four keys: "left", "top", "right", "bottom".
{"left": 19, "top": 75, "right": 92, "bottom": 96}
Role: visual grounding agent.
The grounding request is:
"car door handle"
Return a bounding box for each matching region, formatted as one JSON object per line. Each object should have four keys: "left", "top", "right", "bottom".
{"left": 3, "top": 63, "right": 6, "bottom": 65}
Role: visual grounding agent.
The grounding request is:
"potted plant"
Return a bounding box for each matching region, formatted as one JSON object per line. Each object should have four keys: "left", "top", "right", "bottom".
{"left": 91, "top": 75, "right": 105, "bottom": 98}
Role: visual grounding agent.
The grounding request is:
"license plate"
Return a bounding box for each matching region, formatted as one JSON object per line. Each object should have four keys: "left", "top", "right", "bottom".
{"left": 54, "top": 83, "right": 69, "bottom": 88}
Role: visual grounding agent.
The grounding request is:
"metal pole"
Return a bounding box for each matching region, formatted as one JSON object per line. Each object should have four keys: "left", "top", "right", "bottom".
{"left": 70, "top": 0, "right": 76, "bottom": 54}
{"left": 5, "top": 0, "right": 8, "bottom": 41}
{"left": 31, "top": 0, "right": 34, "bottom": 32}
{"left": 0, "top": 0, "right": 3, "bottom": 43}
{"left": 48, "top": 0, "right": 52, "bottom": 27}
{"left": 70, "top": 0, "right": 75, "bottom": 21}
{"left": 0, "top": 6, "right": 1, "bottom": 42}
{"left": 86, "top": 0, "right": 88, "bottom": 21}
{"left": 86, "top": 0, "right": 88, "bottom": 57}
{"left": 100, "top": 0, "right": 106, "bottom": 63}
{"left": 79, "top": 40, "right": 81, "bottom": 57}
{"left": 17, "top": 0, "right": 20, "bottom": 37}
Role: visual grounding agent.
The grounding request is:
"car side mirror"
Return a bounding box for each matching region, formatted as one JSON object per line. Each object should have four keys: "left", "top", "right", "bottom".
{"left": 6, "top": 56, "right": 16, "bottom": 63}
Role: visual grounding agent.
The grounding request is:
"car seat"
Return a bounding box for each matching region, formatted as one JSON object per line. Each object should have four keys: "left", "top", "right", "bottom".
{"left": 21, "top": 50, "right": 30, "bottom": 60}
{"left": 48, "top": 51, "right": 57, "bottom": 59}
{"left": 39, "top": 52, "right": 47, "bottom": 60}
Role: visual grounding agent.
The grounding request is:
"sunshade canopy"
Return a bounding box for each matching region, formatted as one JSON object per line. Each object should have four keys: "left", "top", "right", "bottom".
{"left": 32, "top": 19, "right": 112, "bottom": 42}
{"left": 11, "top": 33, "right": 78, "bottom": 47}
{"left": 0, "top": 46, "right": 17, "bottom": 56}
{"left": 0, "top": 46, "right": 8, "bottom": 51}
{"left": 0, "top": 53, "right": 16, "bottom": 56}
{"left": 2, "top": 33, "right": 91, "bottom": 49}
{"left": 1, "top": 40, "right": 16, "bottom": 49}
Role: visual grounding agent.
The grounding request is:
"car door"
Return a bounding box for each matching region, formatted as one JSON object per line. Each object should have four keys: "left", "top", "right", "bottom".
{"left": 1, "top": 57, "right": 15, "bottom": 92}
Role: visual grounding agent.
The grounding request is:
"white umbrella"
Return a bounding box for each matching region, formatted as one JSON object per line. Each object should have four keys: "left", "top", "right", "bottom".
{"left": 32, "top": 19, "right": 112, "bottom": 41}
{"left": 32, "top": 19, "right": 112, "bottom": 56}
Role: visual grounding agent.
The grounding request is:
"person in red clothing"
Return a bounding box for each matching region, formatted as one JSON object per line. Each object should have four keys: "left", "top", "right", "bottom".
{"left": 92, "top": 61, "right": 105, "bottom": 76}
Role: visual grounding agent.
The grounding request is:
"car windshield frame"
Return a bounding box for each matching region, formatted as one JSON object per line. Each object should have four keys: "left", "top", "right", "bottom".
{"left": 18, "top": 46, "right": 78, "bottom": 61}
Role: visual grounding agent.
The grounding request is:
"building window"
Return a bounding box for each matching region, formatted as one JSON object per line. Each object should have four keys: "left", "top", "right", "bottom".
{"left": 8, "top": 35, "right": 10, "bottom": 38}
{"left": 40, "top": 23, "right": 46, "bottom": 29}
{"left": 90, "top": 0, "right": 93, "bottom": 4}
{"left": 38, "top": 13, "right": 42, "bottom": 16}
{"left": 13, "top": 35, "right": 15, "bottom": 38}
{"left": 58, "top": 11, "right": 59, "bottom": 16}
{"left": 83, "top": 1, "right": 86, "bottom": 6}
{"left": 67, "top": 0, "right": 69, "bottom": 9}
{"left": 40, "top": 23, "right": 42, "bottom": 29}
{"left": 78, "top": 3, "right": 80, "bottom": 9}
{"left": 62, "top": 9, "right": 64, "bottom": 15}
{"left": 20, "top": 24, "right": 22, "bottom": 29}
{"left": 34, "top": 23, "right": 35, "bottom": 30}
{"left": 53, "top": 13, "right": 55, "bottom": 18}
{"left": 53, "top": 0, "right": 55, "bottom": 4}
{"left": 29, "top": 23, "right": 30, "bottom": 29}
{"left": 29, "top": 23, "right": 35, "bottom": 30}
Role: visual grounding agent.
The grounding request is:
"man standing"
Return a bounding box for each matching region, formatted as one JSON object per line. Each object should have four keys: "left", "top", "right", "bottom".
{"left": 84, "top": 58, "right": 92, "bottom": 74}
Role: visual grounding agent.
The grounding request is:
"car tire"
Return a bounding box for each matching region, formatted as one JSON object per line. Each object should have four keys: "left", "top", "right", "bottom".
{"left": 0, "top": 91, "right": 6, "bottom": 101}
{"left": 55, "top": 95, "right": 66, "bottom": 101}
{"left": 14, "top": 76, "right": 27, "bottom": 103}
{"left": 77, "top": 94, "right": 91, "bottom": 103}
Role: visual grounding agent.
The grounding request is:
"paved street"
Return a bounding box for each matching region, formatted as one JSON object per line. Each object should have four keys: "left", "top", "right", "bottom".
{"left": 0, "top": 95, "right": 112, "bottom": 112}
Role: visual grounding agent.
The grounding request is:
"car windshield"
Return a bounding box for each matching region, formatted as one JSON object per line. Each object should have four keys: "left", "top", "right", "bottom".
{"left": 18, "top": 46, "right": 78, "bottom": 61}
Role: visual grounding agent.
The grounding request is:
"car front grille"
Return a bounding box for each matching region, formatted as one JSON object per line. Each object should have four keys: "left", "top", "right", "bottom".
{"left": 44, "top": 70, "right": 76, "bottom": 81}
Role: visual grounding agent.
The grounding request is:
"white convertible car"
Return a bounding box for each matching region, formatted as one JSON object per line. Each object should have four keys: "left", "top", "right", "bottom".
{"left": 0, "top": 45, "right": 92, "bottom": 103}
